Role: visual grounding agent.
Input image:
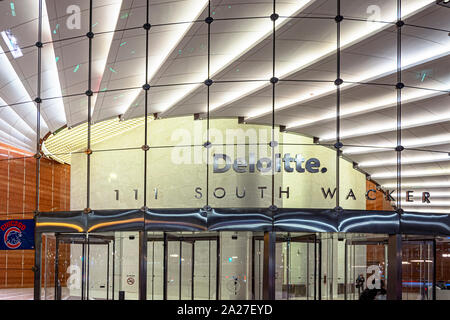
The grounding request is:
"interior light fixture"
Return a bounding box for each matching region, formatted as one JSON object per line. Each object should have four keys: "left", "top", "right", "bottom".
{"left": 1, "top": 29, "right": 23, "bottom": 59}
{"left": 382, "top": 181, "right": 450, "bottom": 188}
{"left": 153, "top": 0, "right": 315, "bottom": 118}
{"left": 358, "top": 153, "right": 450, "bottom": 168}
{"left": 372, "top": 169, "right": 450, "bottom": 179}
{"left": 283, "top": 51, "right": 449, "bottom": 130}
{"left": 319, "top": 96, "right": 449, "bottom": 142}
{"left": 210, "top": 0, "right": 436, "bottom": 121}
{"left": 114, "top": 0, "right": 211, "bottom": 120}
{"left": 437, "top": 0, "right": 450, "bottom": 8}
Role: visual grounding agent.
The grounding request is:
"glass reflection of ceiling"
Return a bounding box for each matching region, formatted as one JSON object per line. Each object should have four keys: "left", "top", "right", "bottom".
{"left": 0, "top": 0, "right": 449, "bottom": 214}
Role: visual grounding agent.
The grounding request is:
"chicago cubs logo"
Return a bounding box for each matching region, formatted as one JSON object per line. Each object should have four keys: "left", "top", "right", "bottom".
{"left": 4, "top": 226, "right": 23, "bottom": 249}
{"left": 1, "top": 220, "right": 27, "bottom": 250}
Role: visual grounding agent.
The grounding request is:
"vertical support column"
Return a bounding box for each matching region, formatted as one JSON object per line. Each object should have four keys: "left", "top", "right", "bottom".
{"left": 395, "top": 0, "right": 403, "bottom": 215}
{"left": 139, "top": 231, "right": 147, "bottom": 300}
{"left": 204, "top": 0, "right": 212, "bottom": 211}
{"left": 33, "top": 0, "right": 43, "bottom": 301}
{"left": 191, "top": 241, "right": 195, "bottom": 300}
{"left": 81, "top": 237, "right": 86, "bottom": 300}
{"left": 33, "top": 233, "right": 42, "bottom": 300}
{"left": 141, "top": 0, "right": 151, "bottom": 301}
{"left": 163, "top": 232, "right": 168, "bottom": 300}
{"left": 344, "top": 239, "right": 347, "bottom": 300}
{"left": 318, "top": 238, "right": 322, "bottom": 300}
{"left": 432, "top": 239, "right": 436, "bottom": 300}
{"left": 112, "top": 239, "right": 116, "bottom": 300}
{"left": 334, "top": 0, "right": 343, "bottom": 212}
{"left": 387, "top": 234, "right": 402, "bottom": 300}
{"left": 54, "top": 235, "right": 59, "bottom": 300}
{"left": 107, "top": 243, "right": 110, "bottom": 300}
{"left": 216, "top": 235, "right": 220, "bottom": 300}
{"left": 263, "top": 231, "right": 276, "bottom": 300}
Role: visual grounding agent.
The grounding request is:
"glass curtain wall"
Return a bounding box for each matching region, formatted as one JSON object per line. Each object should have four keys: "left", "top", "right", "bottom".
{"left": 0, "top": 0, "right": 447, "bottom": 300}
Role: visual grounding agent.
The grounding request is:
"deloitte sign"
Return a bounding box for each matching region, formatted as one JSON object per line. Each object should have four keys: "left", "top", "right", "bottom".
{"left": 213, "top": 153, "right": 327, "bottom": 174}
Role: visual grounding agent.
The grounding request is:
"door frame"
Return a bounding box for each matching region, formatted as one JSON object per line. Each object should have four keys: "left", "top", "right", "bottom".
{"left": 252, "top": 233, "right": 321, "bottom": 300}
{"left": 147, "top": 232, "right": 220, "bottom": 300}
{"left": 54, "top": 233, "right": 115, "bottom": 300}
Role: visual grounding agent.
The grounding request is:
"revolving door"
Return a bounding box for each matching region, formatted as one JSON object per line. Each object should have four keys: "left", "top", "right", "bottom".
{"left": 147, "top": 232, "right": 219, "bottom": 300}
{"left": 42, "top": 233, "right": 115, "bottom": 300}
{"left": 253, "top": 233, "right": 321, "bottom": 300}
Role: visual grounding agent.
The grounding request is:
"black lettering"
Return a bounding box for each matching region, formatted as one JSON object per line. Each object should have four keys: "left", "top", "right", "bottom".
{"left": 366, "top": 189, "right": 376, "bottom": 201}
{"left": 422, "top": 192, "right": 430, "bottom": 204}
{"left": 406, "top": 190, "right": 414, "bottom": 202}
{"left": 236, "top": 187, "right": 246, "bottom": 198}
{"left": 258, "top": 186, "right": 267, "bottom": 198}
{"left": 279, "top": 187, "right": 289, "bottom": 199}
{"left": 346, "top": 189, "right": 356, "bottom": 200}
{"left": 321, "top": 187, "right": 336, "bottom": 199}
{"left": 213, "top": 187, "right": 226, "bottom": 199}
{"left": 194, "top": 187, "right": 203, "bottom": 199}
{"left": 385, "top": 190, "right": 395, "bottom": 201}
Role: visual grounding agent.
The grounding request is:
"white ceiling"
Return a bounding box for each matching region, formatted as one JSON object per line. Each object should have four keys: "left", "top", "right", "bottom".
{"left": 0, "top": 0, "right": 449, "bottom": 212}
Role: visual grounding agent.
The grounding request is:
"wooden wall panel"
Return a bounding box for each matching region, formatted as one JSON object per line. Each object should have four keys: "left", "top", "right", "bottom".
{"left": 8, "top": 155, "right": 24, "bottom": 215}
{"left": 366, "top": 180, "right": 394, "bottom": 211}
{"left": 24, "top": 158, "right": 36, "bottom": 214}
{"left": 39, "top": 159, "right": 53, "bottom": 212}
{"left": 0, "top": 143, "right": 70, "bottom": 289}
{"left": 0, "top": 150, "right": 8, "bottom": 216}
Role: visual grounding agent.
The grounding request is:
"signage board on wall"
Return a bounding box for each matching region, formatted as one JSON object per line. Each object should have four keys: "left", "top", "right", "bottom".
{"left": 0, "top": 219, "right": 35, "bottom": 250}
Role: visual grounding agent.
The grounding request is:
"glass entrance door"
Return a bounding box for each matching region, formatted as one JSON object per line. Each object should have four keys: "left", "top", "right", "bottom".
{"left": 402, "top": 238, "right": 435, "bottom": 300}
{"left": 345, "top": 234, "right": 388, "bottom": 300}
{"left": 252, "top": 233, "right": 320, "bottom": 300}
{"left": 52, "top": 233, "right": 114, "bottom": 300}
{"left": 276, "top": 233, "right": 319, "bottom": 300}
{"left": 147, "top": 232, "right": 219, "bottom": 300}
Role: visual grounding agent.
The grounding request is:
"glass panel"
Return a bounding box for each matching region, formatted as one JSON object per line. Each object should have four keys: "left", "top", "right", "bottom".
{"left": 147, "top": 118, "right": 206, "bottom": 209}
{"left": 220, "top": 231, "right": 251, "bottom": 300}
{"left": 58, "top": 234, "right": 85, "bottom": 300}
{"left": 111, "top": 231, "right": 139, "bottom": 300}
{"left": 275, "top": 233, "right": 319, "bottom": 300}
{"left": 41, "top": 233, "right": 56, "bottom": 300}
{"left": 436, "top": 237, "right": 450, "bottom": 300}
{"left": 193, "top": 238, "right": 217, "bottom": 300}
{"left": 252, "top": 236, "right": 264, "bottom": 300}
{"left": 289, "top": 235, "right": 316, "bottom": 300}
{"left": 147, "top": 232, "right": 164, "bottom": 300}
{"left": 167, "top": 239, "right": 180, "bottom": 299}
{"left": 90, "top": 149, "right": 143, "bottom": 210}
{"left": 86, "top": 233, "right": 114, "bottom": 300}
{"left": 402, "top": 239, "right": 434, "bottom": 300}
{"left": 345, "top": 233, "right": 388, "bottom": 300}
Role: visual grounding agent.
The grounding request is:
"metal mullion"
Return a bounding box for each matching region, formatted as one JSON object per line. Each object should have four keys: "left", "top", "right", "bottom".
{"left": 86, "top": 0, "right": 93, "bottom": 212}
{"left": 144, "top": 0, "right": 150, "bottom": 209}
{"left": 107, "top": 242, "right": 110, "bottom": 300}
{"left": 271, "top": 0, "right": 276, "bottom": 208}
{"left": 33, "top": 0, "right": 43, "bottom": 301}
{"left": 396, "top": 0, "right": 402, "bottom": 213}
{"left": 85, "top": 0, "right": 93, "bottom": 301}
{"left": 335, "top": 0, "right": 341, "bottom": 210}
{"left": 139, "top": 0, "right": 151, "bottom": 302}
{"left": 206, "top": 0, "right": 211, "bottom": 208}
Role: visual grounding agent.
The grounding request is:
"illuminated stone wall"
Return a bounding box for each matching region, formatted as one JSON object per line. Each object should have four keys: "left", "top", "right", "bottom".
{"left": 70, "top": 116, "right": 366, "bottom": 210}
